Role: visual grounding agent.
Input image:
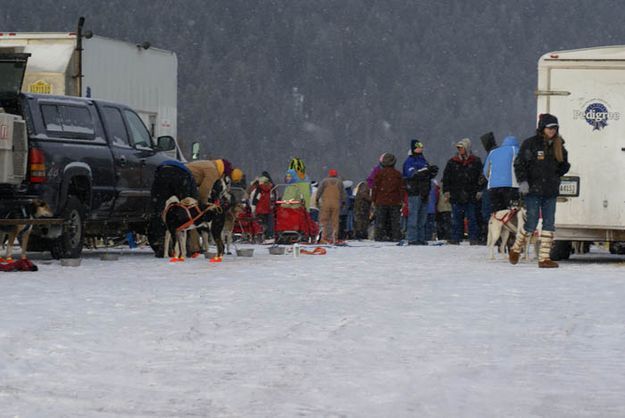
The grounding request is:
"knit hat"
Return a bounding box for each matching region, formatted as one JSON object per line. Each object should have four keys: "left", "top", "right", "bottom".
{"left": 381, "top": 153, "right": 396, "bottom": 167}
{"left": 328, "top": 169, "right": 338, "bottom": 177}
{"left": 215, "top": 159, "right": 233, "bottom": 176}
{"left": 538, "top": 113, "right": 559, "bottom": 131}
{"left": 231, "top": 168, "right": 243, "bottom": 182}
{"left": 289, "top": 157, "right": 306, "bottom": 173}
{"left": 411, "top": 139, "right": 424, "bottom": 151}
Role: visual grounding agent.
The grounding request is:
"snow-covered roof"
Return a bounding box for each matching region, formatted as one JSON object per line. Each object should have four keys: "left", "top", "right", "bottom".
{"left": 540, "top": 45, "right": 625, "bottom": 62}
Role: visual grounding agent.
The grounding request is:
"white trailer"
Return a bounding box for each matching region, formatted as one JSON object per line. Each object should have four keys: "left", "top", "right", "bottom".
{"left": 536, "top": 45, "right": 625, "bottom": 256}
{"left": 0, "top": 30, "right": 183, "bottom": 159}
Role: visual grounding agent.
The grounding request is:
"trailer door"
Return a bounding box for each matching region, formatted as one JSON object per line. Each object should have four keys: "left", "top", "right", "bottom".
{"left": 549, "top": 66, "right": 625, "bottom": 229}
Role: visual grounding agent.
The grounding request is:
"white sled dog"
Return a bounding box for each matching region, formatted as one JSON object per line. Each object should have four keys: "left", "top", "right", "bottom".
{"left": 487, "top": 206, "right": 542, "bottom": 260}
{"left": 487, "top": 206, "right": 524, "bottom": 260}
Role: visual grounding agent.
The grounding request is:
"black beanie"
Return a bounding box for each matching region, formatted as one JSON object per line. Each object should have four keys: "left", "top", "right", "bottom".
{"left": 538, "top": 113, "right": 559, "bottom": 131}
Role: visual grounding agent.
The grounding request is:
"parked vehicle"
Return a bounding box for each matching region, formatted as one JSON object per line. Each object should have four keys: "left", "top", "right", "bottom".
{"left": 536, "top": 45, "right": 625, "bottom": 259}
{"left": 0, "top": 52, "right": 178, "bottom": 259}
{"left": 0, "top": 23, "right": 184, "bottom": 161}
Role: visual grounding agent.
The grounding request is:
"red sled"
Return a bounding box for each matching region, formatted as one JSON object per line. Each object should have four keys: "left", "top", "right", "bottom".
{"left": 232, "top": 206, "right": 264, "bottom": 243}
{"left": 274, "top": 204, "right": 319, "bottom": 244}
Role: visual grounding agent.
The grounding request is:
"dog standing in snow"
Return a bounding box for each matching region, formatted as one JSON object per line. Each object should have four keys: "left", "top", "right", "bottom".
{"left": 487, "top": 206, "right": 524, "bottom": 260}
{"left": 0, "top": 199, "right": 53, "bottom": 261}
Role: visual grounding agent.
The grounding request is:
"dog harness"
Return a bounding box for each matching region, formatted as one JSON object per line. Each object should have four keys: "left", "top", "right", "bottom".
{"left": 163, "top": 200, "right": 222, "bottom": 232}
{"left": 493, "top": 207, "right": 518, "bottom": 225}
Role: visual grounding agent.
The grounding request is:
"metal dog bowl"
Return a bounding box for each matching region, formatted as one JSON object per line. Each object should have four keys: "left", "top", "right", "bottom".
{"left": 236, "top": 248, "right": 254, "bottom": 257}
{"left": 100, "top": 253, "right": 119, "bottom": 261}
{"left": 204, "top": 251, "right": 217, "bottom": 259}
{"left": 60, "top": 258, "right": 81, "bottom": 267}
{"left": 268, "top": 246, "right": 285, "bottom": 255}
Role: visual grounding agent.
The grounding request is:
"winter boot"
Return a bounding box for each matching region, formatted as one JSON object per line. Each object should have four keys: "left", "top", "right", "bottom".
{"left": 509, "top": 227, "right": 530, "bottom": 265}
{"left": 538, "top": 230, "right": 558, "bottom": 268}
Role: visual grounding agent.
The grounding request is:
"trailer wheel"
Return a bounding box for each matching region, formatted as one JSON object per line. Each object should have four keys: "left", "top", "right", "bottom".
{"left": 609, "top": 242, "right": 625, "bottom": 255}
{"left": 50, "top": 196, "right": 85, "bottom": 259}
{"left": 550, "top": 240, "right": 571, "bottom": 261}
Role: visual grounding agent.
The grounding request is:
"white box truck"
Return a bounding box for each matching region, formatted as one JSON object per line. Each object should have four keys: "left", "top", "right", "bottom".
{"left": 536, "top": 45, "right": 625, "bottom": 257}
{"left": 0, "top": 26, "right": 184, "bottom": 160}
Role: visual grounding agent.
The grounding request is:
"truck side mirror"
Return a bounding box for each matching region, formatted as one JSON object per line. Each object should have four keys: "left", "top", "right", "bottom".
{"left": 191, "top": 141, "right": 201, "bottom": 160}
{"left": 156, "top": 135, "right": 176, "bottom": 152}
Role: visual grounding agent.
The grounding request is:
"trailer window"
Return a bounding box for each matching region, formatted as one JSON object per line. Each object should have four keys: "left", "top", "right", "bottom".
{"left": 124, "top": 110, "right": 152, "bottom": 148}
{"left": 102, "top": 106, "right": 130, "bottom": 147}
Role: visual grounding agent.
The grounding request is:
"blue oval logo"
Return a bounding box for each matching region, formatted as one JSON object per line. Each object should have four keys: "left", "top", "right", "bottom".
{"left": 583, "top": 102, "right": 609, "bottom": 130}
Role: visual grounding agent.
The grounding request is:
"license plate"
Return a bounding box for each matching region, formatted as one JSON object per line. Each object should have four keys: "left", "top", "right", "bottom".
{"left": 559, "top": 176, "right": 579, "bottom": 197}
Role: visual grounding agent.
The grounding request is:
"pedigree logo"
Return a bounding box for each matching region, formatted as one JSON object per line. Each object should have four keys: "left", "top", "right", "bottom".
{"left": 28, "top": 80, "right": 52, "bottom": 94}
{"left": 573, "top": 99, "right": 620, "bottom": 131}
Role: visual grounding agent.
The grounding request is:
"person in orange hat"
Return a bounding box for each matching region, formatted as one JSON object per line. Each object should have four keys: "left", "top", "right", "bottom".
{"left": 315, "top": 169, "right": 345, "bottom": 243}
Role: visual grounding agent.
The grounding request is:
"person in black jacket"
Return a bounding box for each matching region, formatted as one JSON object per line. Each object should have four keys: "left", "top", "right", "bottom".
{"left": 509, "top": 113, "right": 570, "bottom": 268}
{"left": 442, "top": 138, "right": 483, "bottom": 244}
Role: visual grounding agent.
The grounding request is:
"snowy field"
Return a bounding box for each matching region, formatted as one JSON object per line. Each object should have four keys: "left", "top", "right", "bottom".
{"left": 2, "top": 242, "right": 625, "bottom": 417}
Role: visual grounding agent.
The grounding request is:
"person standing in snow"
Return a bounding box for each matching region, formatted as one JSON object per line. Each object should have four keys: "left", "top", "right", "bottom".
{"left": 353, "top": 181, "right": 372, "bottom": 239}
{"left": 316, "top": 169, "right": 346, "bottom": 244}
{"left": 250, "top": 175, "right": 276, "bottom": 240}
{"left": 436, "top": 180, "right": 452, "bottom": 240}
{"left": 339, "top": 180, "right": 355, "bottom": 240}
{"left": 372, "top": 153, "right": 405, "bottom": 241}
{"left": 401, "top": 140, "right": 439, "bottom": 245}
{"left": 509, "top": 113, "right": 570, "bottom": 268}
{"left": 442, "top": 138, "right": 483, "bottom": 245}
{"left": 425, "top": 179, "right": 439, "bottom": 241}
{"left": 483, "top": 135, "right": 520, "bottom": 213}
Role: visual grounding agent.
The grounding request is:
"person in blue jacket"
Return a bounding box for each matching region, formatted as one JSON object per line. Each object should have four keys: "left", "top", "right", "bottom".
{"left": 483, "top": 135, "right": 520, "bottom": 213}
{"left": 401, "top": 140, "right": 438, "bottom": 245}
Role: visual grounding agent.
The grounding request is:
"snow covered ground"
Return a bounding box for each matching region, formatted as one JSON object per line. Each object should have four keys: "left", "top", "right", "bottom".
{"left": 2, "top": 242, "right": 625, "bottom": 417}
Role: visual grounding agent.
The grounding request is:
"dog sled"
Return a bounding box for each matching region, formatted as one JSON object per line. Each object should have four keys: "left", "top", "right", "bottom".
{"left": 272, "top": 184, "right": 319, "bottom": 244}
{"left": 232, "top": 204, "right": 264, "bottom": 243}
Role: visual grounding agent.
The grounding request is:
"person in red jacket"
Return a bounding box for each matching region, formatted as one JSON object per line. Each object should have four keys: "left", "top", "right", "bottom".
{"left": 371, "top": 153, "right": 405, "bottom": 241}
{"left": 250, "top": 175, "right": 276, "bottom": 240}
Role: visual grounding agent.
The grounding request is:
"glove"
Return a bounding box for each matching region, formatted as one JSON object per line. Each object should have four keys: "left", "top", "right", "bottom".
{"left": 475, "top": 191, "right": 483, "bottom": 200}
{"left": 428, "top": 165, "right": 439, "bottom": 177}
{"left": 518, "top": 181, "right": 529, "bottom": 195}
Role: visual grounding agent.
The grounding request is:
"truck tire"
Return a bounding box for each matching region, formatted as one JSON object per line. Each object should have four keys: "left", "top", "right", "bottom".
{"left": 147, "top": 214, "right": 166, "bottom": 258}
{"left": 550, "top": 240, "right": 571, "bottom": 261}
{"left": 50, "top": 196, "right": 85, "bottom": 259}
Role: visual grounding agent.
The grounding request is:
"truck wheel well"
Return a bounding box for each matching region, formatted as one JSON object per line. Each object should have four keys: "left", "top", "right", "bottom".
{"left": 67, "top": 176, "right": 91, "bottom": 207}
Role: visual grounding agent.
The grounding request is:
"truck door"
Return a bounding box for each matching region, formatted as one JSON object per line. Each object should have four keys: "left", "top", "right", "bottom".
{"left": 122, "top": 108, "right": 172, "bottom": 213}
{"left": 100, "top": 105, "right": 146, "bottom": 218}
{"left": 549, "top": 67, "right": 625, "bottom": 229}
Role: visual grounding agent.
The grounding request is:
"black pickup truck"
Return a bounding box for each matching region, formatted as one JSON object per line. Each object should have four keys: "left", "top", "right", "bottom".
{"left": 0, "top": 53, "right": 179, "bottom": 258}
